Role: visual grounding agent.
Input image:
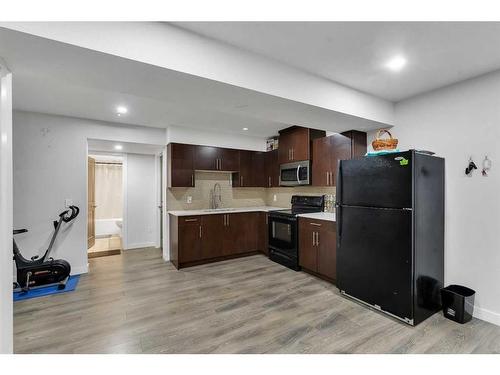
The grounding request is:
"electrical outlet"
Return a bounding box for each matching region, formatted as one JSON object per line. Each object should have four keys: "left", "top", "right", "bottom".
{"left": 187, "top": 196, "right": 192, "bottom": 204}
{"left": 273, "top": 194, "right": 277, "bottom": 202}
{"left": 65, "top": 198, "right": 73, "bottom": 207}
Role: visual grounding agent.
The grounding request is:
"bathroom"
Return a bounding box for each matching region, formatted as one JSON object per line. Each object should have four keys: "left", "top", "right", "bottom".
{"left": 88, "top": 154, "right": 124, "bottom": 258}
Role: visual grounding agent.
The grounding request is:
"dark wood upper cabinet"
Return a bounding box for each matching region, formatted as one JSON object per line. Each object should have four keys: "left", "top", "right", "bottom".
{"left": 252, "top": 152, "right": 267, "bottom": 187}
{"left": 194, "top": 146, "right": 240, "bottom": 172}
{"left": 311, "top": 131, "right": 367, "bottom": 187}
{"left": 167, "top": 143, "right": 195, "bottom": 188}
{"left": 194, "top": 145, "right": 219, "bottom": 171}
{"left": 219, "top": 148, "right": 240, "bottom": 171}
{"left": 278, "top": 126, "right": 326, "bottom": 164}
{"left": 311, "top": 137, "right": 333, "bottom": 187}
{"left": 234, "top": 150, "right": 253, "bottom": 187}
{"left": 341, "top": 130, "right": 367, "bottom": 159}
{"left": 265, "top": 149, "right": 279, "bottom": 188}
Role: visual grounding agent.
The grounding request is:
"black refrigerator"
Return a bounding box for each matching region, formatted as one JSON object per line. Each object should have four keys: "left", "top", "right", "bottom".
{"left": 336, "top": 150, "right": 444, "bottom": 325}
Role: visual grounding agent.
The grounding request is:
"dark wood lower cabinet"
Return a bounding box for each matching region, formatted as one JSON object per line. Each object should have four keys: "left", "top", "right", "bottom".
{"left": 258, "top": 212, "right": 269, "bottom": 255}
{"left": 170, "top": 212, "right": 262, "bottom": 269}
{"left": 201, "top": 214, "right": 224, "bottom": 259}
{"left": 298, "top": 217, "right": 337, "bottom": 282}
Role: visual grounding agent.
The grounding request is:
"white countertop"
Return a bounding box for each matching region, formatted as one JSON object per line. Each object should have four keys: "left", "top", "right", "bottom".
{"left": 297, "top": 212, "right": 336, "bottom": 222}
{"left": 168, "top": 206, "right": 286, "bottom": 216}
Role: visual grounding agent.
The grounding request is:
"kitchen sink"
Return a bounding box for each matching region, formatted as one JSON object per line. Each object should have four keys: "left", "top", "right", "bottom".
{"left": 201, "top": 208, "right": 240, "bottom": 212}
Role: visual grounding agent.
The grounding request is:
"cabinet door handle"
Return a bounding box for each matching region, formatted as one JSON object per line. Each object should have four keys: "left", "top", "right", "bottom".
{"left": 185, "top": 218, "right": 198, "bottom": 222}
{"left": 227, "top": 214, "right": 230, "bottom": 226}
{"left": 268, "top": 176, "right": 271, "bottom": 187}
{"left": 316, "top": 232, "right": 319, "bottom": 246}
{"left": 191, "top": 174, "right": 194, "bottom": 187}
{"left": 312, "top": 232, "right": 315, "bottom": 246}
{"left": 326, "top": 171, "right": 329, "bottom": 185}
{"left": 330, "top": 172, "right": 333, "bottom": 186}
{"left": 310, "top": 222, "right": 322, "bottom": 227}
{"left": 292, "top": 148, "right": 294, "bottom": 160}
{"left": 219, "top": 158, "right": 222, "bottom": 170}
{"left": 199, "top": 225, "right": 202, "bottom": 238}
{"left": 240, "top": 176, "right": 243, "bottom": 186}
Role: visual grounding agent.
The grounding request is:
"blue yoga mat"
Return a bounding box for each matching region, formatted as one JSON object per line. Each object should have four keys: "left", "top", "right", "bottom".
{"left": 13, "top": 275, "right": 80, "bottom": 302}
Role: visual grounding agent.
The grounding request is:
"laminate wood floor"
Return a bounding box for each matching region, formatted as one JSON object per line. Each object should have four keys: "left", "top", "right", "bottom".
{"left": 14, "top": 248, "right": 500, "bottom": 354}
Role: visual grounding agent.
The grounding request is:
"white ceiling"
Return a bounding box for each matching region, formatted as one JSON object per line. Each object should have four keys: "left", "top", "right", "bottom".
{"left": 175, "top": 22, "right": 500, "bottom": 101}
{"left": 0, "top": 26, "right": 388, "bottom": 138}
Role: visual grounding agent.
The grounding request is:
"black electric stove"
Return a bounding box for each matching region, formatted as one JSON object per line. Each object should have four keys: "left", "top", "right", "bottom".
{"left": 268, "top": 195, "right": 325, "bottom": 270}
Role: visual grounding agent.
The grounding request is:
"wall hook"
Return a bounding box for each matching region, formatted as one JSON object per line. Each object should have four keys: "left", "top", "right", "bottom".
{"left": 482, "top": 155, "right": 492, "bottom": 177}
{"left": 465, "top": 157, "right": 477, "bottom": 177}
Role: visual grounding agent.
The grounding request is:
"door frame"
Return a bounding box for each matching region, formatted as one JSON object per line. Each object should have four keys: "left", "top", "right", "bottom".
{"left": 0, "top": 58, "right": 13, "bottom": 354}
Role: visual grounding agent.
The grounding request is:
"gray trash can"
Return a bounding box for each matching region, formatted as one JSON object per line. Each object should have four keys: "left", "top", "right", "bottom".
{"left": 441, "top": 285, "right": 475, "bottom": 324}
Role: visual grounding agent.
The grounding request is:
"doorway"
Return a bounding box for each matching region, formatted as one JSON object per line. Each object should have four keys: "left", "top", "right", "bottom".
{"left": 88, "top": 154, "right": 124, "bottom": 258}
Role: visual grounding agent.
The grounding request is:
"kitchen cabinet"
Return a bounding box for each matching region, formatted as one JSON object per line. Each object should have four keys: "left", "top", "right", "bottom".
{"left": 169, "top": 216, "right": 202, "bottom": 268}
{"left": 311, "top": 131, "right": 367, "bottom": 187}
{"left": 194, "top": 145, "right": 219, "bottom": 171}
{"left": 170, "top": 212, "right": 261, "bottom": 268}
{"left": 298, "top": 217, "right": 337, "bottom": 282}
{"left": 223, "top": 212, "right": 259, "bottom": 255}
{"left": 265, "top": 149, "right": 279, "bottom": 187}
{"left": 341, "top": 130, "right": 367, "bottom": 158}
{"left": 252, "top": 152, "right": 267, "bottom": 187}
{"left": 233, "top": 151, "right": 269, "bottom": 187}
{"left": 258, "top": 212, "right": 269, "bottom": 255}
{"left": 278, "top": 126, "right": 326, "bottom": 164}
{"left": 167, "top": 143, "right": 195, "bottom": 188}
{"left": 234, "top": 150, "right": 253, "bottom": 187}
{"left": 194, "top": 145, "right": 240, "bottom": 172}
{"left": 200, "top": 214, "right": 224, "bottom": 259}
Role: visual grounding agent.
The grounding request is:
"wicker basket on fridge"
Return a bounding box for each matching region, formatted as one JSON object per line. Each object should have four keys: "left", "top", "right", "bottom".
{"left": 372, "top": 129, "right": 399, "bottom": 151}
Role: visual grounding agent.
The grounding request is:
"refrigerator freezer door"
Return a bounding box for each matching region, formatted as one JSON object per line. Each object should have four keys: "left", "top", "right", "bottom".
{"left": 338, "top": 151, "right": 412, "bottom": 209}
{"left": 337, "top": 206, "right": 413, "bottom": 321}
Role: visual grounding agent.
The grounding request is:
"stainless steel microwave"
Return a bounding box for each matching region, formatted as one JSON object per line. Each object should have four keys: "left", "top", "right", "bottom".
{"left": 279, "top": 160, "right": 310, "bottom": 186}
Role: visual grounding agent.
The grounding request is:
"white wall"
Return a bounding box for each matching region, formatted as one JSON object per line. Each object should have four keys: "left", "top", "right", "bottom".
{"left": 0, "top": 61, "right": 13, "bottom": 354}
{"left": 166, "top": 125, "right": 267, "bottom": 151}
{"left": 369, "top": 70, "right": 500, "bottom": 326}
{"left": 124, "top": 153, "right": 157, "bottom": 249}
{"left": 12, "top": 111, "right": 166, "bottom": 275}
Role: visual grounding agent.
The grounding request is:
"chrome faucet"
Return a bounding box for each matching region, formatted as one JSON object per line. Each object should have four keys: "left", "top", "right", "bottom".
{"left": 210, "top": 183, "right": 222, "bottom": 209}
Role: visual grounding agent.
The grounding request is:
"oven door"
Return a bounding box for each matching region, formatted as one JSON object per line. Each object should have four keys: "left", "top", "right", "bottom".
{"left": 268, "top": 215, "right": 297, "bottom": 257}
{"left": 280, "top": 161, "right": 310, "bottom": 186}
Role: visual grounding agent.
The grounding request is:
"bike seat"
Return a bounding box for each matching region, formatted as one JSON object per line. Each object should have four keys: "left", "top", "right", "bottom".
{"left": 13, "top": 229, "right": 28, "bottom": 235}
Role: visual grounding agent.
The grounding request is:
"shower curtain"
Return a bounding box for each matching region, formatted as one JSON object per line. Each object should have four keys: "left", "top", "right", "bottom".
{"left": 95, "top": 163, "right": 123, "bottom": 220}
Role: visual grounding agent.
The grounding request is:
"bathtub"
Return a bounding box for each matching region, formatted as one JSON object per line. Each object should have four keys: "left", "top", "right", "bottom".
{"left": 95, "top": 218, "right": 123, "bottom": 238}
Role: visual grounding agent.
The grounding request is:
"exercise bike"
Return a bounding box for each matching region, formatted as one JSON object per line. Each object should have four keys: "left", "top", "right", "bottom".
{"left": 13, "top": 205, "right": 79, "bottom": 292}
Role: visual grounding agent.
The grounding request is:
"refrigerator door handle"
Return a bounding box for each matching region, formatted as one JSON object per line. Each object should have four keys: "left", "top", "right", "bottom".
{"left": 337, "top": 204, "right": 342, "bottom": 245}
{"left": 336, "top": 161, "right": 343, "bottom": 205}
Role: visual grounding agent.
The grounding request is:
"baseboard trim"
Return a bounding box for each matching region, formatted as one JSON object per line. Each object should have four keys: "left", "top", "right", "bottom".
{"left": 124, "top": 242, "right": 156, "bottom": 250}
{"left": 474, "top": 305, "right": 500, "bottom": 326}
{"left": 71, "top": 263, "right": 89, "bottom": 275}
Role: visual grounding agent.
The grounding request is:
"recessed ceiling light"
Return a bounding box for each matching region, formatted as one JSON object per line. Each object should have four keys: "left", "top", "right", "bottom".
{"left": 242, "top": 127, "right": 249, "bottom": 131}
{"left": 114, "top": 144, "right": 123, "bottom": 150}
{"left": 385, "top": 55, "right": 407, "bottom": 72}
{"left": 116, "top": 106, "right": 128, "bottom": 116}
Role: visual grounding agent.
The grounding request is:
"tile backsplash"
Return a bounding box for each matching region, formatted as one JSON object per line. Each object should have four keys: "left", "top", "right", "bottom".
{"left": 167, "top": 171, "right": 267, "bottom": 210}
{"left": 265, "top": 186, "right": 336, "bottom": 208}
{"left": 167, "top": 171, "right": 336, "bottom": 211}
